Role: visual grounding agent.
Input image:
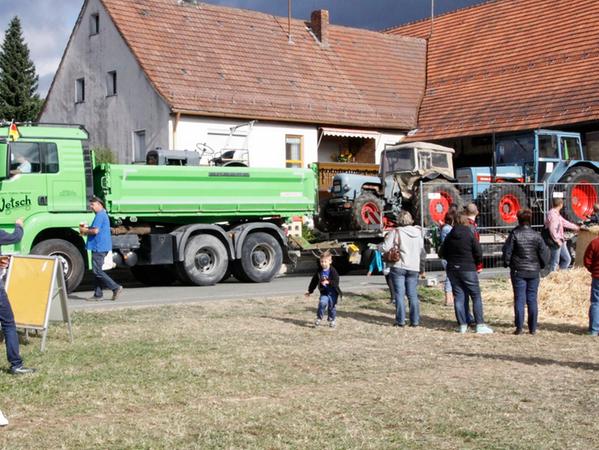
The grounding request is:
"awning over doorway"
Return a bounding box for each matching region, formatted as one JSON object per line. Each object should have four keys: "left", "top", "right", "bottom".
{"left": 320, "top": 127, "right": 381, "bottom": 139}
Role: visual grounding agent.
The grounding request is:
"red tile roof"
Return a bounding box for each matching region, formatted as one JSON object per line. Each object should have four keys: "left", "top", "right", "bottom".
{"left": 388, "top": 0, "right": 599, "bottom": 141}
{"left": 100, "top": 0, "right": 426, "bottom": 129}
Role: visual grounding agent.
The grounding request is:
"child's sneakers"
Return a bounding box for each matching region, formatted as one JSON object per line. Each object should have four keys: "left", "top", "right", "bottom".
{"left": 314, "top": 319, "right": 321, "bottom": 327}
{"left": 329, "top": 320, "right": 336, "bottom": 328}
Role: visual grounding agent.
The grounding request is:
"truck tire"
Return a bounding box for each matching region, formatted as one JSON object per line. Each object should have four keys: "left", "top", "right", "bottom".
{"left": 351, "top": 192, "right": 384, "bottom": 230}
{"left": 130, "top": 265, "right": 177, "bottom": 286}
{"left": 484, "top": 184, "right": 527, "bottom": 227}
{"left": 31, "top": 239, "right": 84, "bottom": 293}
{"left": 413, "top": 180, "right": 462, "bottom": 227}
{"left": 559, "top": 166, "right": 599, "bottom": 222}
{"left": 180, "top": 234, "right": 228, "bottom": 286}
{"left": 234, "top": 232, "right": 282, "bottom": 283}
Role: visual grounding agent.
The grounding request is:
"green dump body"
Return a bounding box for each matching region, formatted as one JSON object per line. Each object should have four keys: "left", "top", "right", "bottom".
{"left": 96, "top": 163, "right": 317, "bottom": 224}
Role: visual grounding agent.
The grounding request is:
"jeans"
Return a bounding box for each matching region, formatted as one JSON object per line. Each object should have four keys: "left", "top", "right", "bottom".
{"left": 447, "top": 270, "right": 485, "bottom": 325}
{"left": 590, "top": 278, "right": 599, "bottom": 334}
{"left": 549, "top": 243, "right": 571, "bottom": 272}
{"left": 511, "top": 274, "right": 540, "bottom": 333}
{"left": 92, "top": 251, "right": 120, "bottom": 297}
{"left": 390, "top": 267, "right": 420, "bottom": 326}
{"left": 441, "top": 260, "right": 452, "bottom": 294}
{"left": 317, "top": 294, "right": 337, "bottom": 321}
{"left": 0, "top": 286, "right": 23, "bottom": 369}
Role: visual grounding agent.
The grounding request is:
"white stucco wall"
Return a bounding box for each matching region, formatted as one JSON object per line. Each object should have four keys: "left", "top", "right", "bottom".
{"left": 171, "top": 116, "right": 319, "bottom": 168}
{"left": 39, "top": 0, "right": 170, "bottom": 162}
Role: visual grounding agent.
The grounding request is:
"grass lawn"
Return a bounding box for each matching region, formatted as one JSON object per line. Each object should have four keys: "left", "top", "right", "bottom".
{"left": 1, "top": 277, "right": 598, "bottom": 449}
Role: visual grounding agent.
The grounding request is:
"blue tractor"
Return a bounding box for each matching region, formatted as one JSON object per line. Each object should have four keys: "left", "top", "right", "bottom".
{"left": 456, "top": 129, "right": 599, "bottom": 226}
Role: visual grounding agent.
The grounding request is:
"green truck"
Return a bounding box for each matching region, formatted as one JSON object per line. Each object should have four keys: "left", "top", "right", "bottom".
{"left": 0, "top": 123, "right": 317, "bottom": 291}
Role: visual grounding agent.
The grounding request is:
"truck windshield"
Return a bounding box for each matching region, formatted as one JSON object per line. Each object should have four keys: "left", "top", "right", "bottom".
{"left": 383, "top": 148, "right": 414, "bottom": 173}
{"left": 496, "top": 134, "right": 534, "bottom": 164}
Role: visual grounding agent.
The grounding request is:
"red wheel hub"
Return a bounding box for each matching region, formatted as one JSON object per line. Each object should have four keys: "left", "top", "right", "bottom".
{"left": 571, "top": 182, "right": 597, "bottom": 219}
{"left": 360, "top": 202, "right": 381, "bottom": 224}
{"left": 428, "top": 192, "right": 453, "bottom": 223}
{"left": 498, "top": 194, "right": 520, "bottom": 223}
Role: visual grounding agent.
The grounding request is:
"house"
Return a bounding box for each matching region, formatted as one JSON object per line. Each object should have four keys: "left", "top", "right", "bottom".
{"left": 388, "top": 0, "right": 599, "bottom": 165}
{"left": 40, "top": 0, "right": 426, "bottom": 170}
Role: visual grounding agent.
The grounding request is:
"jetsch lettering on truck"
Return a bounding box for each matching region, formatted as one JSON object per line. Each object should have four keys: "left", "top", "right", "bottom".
{"left": 0, "top": 195, "right": 31, "bottom": 212}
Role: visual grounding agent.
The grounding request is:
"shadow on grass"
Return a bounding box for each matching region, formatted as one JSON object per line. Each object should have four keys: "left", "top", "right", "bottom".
{"left": 343, "top": 290, "right": 389, "bottom": 302}
{"left": 335, "top": 309, "right": 394, "bottom": 326}
{"left": 447, "top": 351, "right": 599, "bottom": 371}
{"left": 263, "top": 316, "right": 316, "bottom": 328}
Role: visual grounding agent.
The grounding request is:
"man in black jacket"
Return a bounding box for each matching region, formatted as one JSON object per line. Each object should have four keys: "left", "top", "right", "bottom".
{"left": 440, "top": 213, "right": 493, "bottom": 334}
{"left": 502, "top": 209, "right": 550, "bottom": 335}
{"left": 0, "top": 219, "right": 35, "bottom": 374}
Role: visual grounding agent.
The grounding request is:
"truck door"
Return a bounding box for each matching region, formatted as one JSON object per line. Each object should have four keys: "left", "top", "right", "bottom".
{"left": 536, "top": 133, "right": 560, "bottom": 183}
{"left": 2, "top": 141, "right": 48, "bottom": 218}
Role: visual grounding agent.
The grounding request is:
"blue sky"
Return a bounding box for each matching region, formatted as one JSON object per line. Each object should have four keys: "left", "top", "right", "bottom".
{"left": 0, "top": 0, "right": 483, "bottom": 96}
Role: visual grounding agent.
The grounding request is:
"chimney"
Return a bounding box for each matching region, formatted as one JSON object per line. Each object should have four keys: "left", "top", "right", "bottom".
{"left": 310, "top": 9, "right": 329, "bottom": 47}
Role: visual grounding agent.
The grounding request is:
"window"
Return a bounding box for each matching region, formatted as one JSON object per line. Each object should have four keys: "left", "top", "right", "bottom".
{"left": 538, "top": 134, "right": 558, "bottom": 159}
{"left": 285, "top": 135, "right": 303, "bottom": 168}
{"left": 9, "top": 142, "right": 59, "bottom": 174}
{"left": 90, "top": 13, "right": 99, "bottom": 35}
{"left": 496, "top": 134, "right": 534, "bottom": 164}
{"left": 106, "top": 71, "right": 117, "bottom": 96}
{"left": 133, "top": 130, "right": 146, "bottom": 162}
{"left": 76, "top": 78, "right": 85, "bottom": 103}
{"left": 561, "top": 137, "right": 582, "bottom": 161}
{"left": 383, "top": 148, "right": 414, "bottom": 173}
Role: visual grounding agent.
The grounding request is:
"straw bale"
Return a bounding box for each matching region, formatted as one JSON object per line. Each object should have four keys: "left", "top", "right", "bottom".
{"left": 480, "top": 268, "right": 591, "bottom": 326}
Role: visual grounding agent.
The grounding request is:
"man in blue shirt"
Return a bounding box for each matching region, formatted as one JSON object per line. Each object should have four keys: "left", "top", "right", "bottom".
{"left": 79, "top": 197, "right": 122, "bottom": 301}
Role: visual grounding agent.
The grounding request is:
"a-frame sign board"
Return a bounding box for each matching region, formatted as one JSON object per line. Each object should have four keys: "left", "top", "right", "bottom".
{"left": 5, "top": 255, "right": 73, "bottom": 351}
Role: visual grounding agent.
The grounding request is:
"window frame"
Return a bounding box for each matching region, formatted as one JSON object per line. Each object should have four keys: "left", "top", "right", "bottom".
{"left": 90, "top": 13, "right": 100, "bottom": 35}
{"left": 285, "top": 134, "right": 303, "bottom": 168}
{"left": 75, "top": 78, "right": 85, "bottom": 104}
{"left": 106, "top": 70, "right": 117, "bottom": 96}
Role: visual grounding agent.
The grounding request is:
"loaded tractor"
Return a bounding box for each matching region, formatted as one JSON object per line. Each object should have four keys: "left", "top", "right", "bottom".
{"left": 320, "top": 142, "right": 462, "bottom": 231}
{"left": 457, "top": 129, "right": 599, "bottom": 226}
{"left": 0, "top": 123, "right": 316, "bottom": 291}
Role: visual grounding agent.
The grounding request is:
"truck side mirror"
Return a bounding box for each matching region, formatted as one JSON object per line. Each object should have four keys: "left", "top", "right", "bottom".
{"left": 0, "top": 142, "right": 9, "bottom": 180}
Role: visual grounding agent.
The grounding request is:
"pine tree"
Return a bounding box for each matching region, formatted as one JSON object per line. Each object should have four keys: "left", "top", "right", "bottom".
{"left": 0, "top": 16, "right": 42, "bottom": 122}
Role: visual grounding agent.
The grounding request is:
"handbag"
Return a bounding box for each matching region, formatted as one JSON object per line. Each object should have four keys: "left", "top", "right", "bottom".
{"left": 102, "top": 251, "right": 116, "bottom": 271}
{"left": 383, "top": 230, "right": 401, "bottom": 263}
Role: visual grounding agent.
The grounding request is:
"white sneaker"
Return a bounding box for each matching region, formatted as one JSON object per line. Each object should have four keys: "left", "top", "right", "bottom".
{"left": 329, "top": 320, "right": 336, "bottom": 328}
{"left": 476, "top": 324, "right": 494, "bottom": 334}
{"left": 457, "top": 324, "right": 468, "bottom": 334}
{"left": 314, "top": 319, "right": 321, "bottom": 327}
{"left": 0, "top": 410, "right": 8, "bottom": 426}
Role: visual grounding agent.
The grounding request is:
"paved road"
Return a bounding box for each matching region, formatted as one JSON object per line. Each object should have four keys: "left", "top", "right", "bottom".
{"left": 69, "top": 268, "right": 508, "bottom": 311}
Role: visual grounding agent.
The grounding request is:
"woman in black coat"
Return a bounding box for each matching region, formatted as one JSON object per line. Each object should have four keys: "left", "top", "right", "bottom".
{"left": 502, "top": 208, "right": 550, "bottom": 335}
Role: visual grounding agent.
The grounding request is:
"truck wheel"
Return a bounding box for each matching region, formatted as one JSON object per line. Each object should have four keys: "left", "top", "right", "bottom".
{"left": 31, "top": 239, "right": 84, "bottom": 293}
{"left": 351, "top": 192, "right": 384, "bottom": 230}
{"left": 559, "top": 166, "right": 599, "bottom": 222}
{"left": 235, "top": 232, "right": 283, "bottom": 282}
{"left": 485, "top": 184, "right": 527, "bottom": 227}
{"left": 180, "top": 234, "right": 228, "bottom": 286}
{"left": 130, "top": 265, "right": 177, "bottom": 286}
{"left": 413, "top": 180, "right": 462, "bottom": 227}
